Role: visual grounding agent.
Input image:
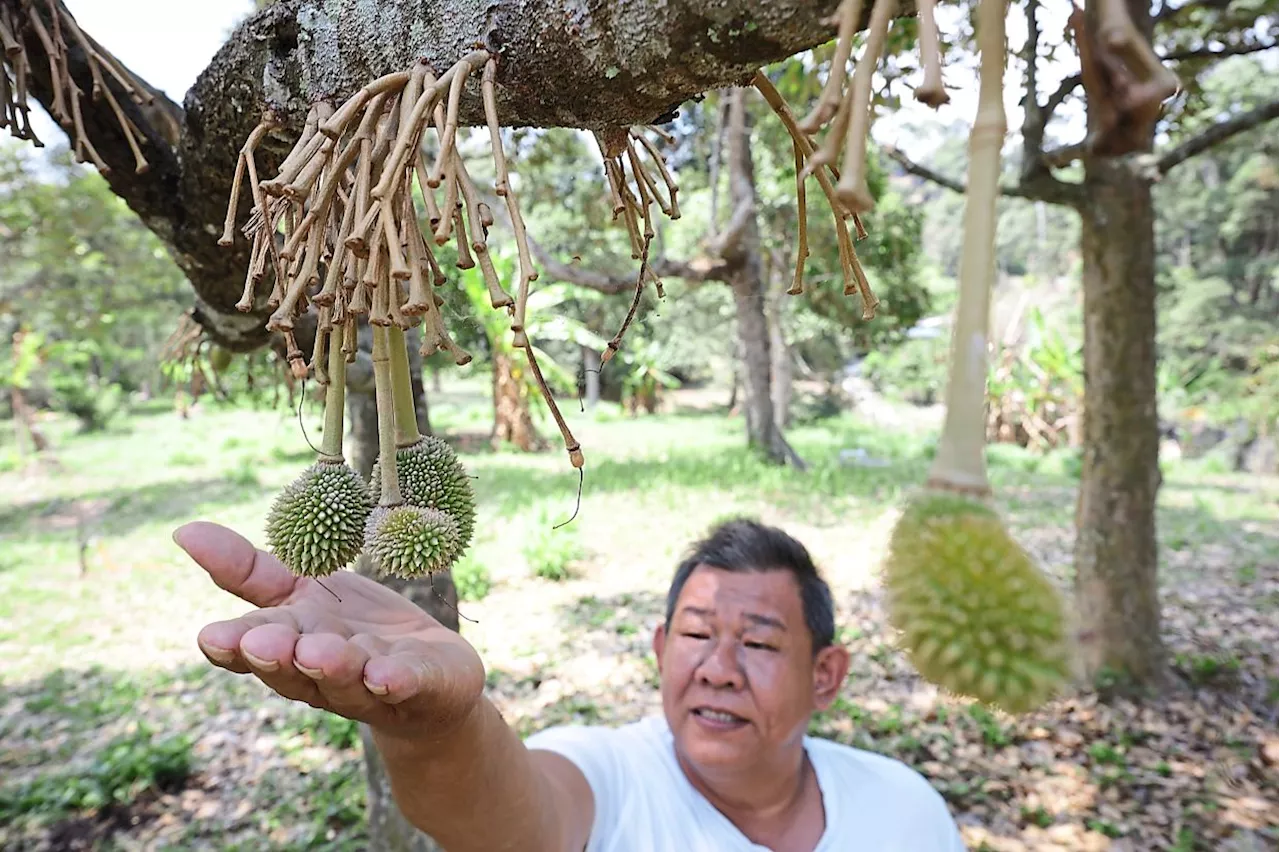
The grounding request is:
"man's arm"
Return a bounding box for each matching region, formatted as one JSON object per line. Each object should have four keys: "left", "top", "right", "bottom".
{"left": 176, "top": 521, "right": 594, "bottom": 852}
{"left": 371, "top": 698, "right": 595, "bottom": 852}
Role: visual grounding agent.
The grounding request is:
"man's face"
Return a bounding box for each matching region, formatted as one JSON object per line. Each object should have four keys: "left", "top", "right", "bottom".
{"left": 652, "top": 565, "right": 849, "bottom": 774}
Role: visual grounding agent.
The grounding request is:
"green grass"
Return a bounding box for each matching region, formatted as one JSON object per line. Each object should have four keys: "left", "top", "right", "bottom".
{"left": 1, "top": 377, "right": 1276, "bottom": 850}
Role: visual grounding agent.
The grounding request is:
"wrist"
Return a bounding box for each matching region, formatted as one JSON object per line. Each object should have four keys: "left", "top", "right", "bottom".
{"left": 369, "top": 691, "right": 487, "bottom": 754}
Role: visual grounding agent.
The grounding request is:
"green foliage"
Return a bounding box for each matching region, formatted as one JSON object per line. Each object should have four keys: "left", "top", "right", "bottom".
{"left": 861, "top": 332, "right": 948, "bottom": 405}
{"left": 522, "top": 513, "right": 585, "bottom": 582}
{"left": 450, "top": 553, "right": 493, "bottom": 601}
{"left": 0, "top": 142, "right": 189, "bottom": 425}
{"left": 986, "top": 306, "right": 1083, "bottom": 452}
{"left": 0, "top": 725, "right": 193, "bottom": 819}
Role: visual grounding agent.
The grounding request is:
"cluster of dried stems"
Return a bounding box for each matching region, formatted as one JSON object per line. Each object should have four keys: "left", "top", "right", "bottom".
{"left": 796, "top": 0, "right": 950, "bottom": 216}
{"left": 0, "top": 0, "right": 158, "bottom": 174}
{"left": 220, "top": 51, "right": 602, "bottom": 469}
{"left": 706, "top": 0, "right": 957, "bottom": 323}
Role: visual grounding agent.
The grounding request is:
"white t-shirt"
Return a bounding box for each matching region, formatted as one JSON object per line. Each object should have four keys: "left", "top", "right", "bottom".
{"left": 525, "top": 715, "right": 965, "bottom": 852}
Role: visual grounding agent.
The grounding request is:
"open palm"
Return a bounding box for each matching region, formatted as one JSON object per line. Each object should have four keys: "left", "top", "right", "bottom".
{"left": 176, "top": 521, "right": 485, "bottom": 738}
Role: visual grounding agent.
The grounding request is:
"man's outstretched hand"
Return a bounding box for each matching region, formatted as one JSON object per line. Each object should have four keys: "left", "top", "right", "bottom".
{"left": 175, "top": 521, "right": 485, "bottom": 741}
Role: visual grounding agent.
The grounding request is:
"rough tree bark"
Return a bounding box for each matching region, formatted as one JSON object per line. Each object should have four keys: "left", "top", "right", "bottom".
{"left": 1073, "top": 157, "right": 1165, "bottom": 690}
{"left": 491, "top": 350, "right": 544, "bottom": 451}
{"left": 766, "top": 257, "right": 794, "bottom": 431}
{"left": 720, "top": 89, "right": 804, "bottom": 467}
{"left": 1071, "top": 0, "right": 1167, "bottom": 691}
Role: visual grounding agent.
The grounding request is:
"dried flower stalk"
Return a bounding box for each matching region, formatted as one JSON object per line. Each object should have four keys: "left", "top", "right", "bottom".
{"left": 1, "top": 1, "right": 155, "bottom": 171}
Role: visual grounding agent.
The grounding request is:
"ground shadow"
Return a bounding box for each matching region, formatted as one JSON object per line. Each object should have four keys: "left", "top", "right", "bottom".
{"left": 1, "top": 475, "right": 274, "bottom": 542}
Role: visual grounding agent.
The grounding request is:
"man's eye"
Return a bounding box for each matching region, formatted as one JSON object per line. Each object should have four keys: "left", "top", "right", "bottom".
{"left": 681, "top": 632, "right": 710, "bottom": 640}
{"left": 745, "top": 641, "right": 777, "bottom": 652}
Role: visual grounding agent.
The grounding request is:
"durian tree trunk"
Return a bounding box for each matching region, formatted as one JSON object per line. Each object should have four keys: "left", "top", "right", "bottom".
{"left": 767, "top": 272, "right": 794, "bottom": 431}
{"left": 345, "top": 322, "right": 458, "bottom": 852}
{"left": 491, "top": 349, "right": 543, "bottom": 452}
{"left": 1074, "top": 154, "right": 1167, "bottom": 692}
{"left": 721, "top": 88, "right": 804, "bottom": 469}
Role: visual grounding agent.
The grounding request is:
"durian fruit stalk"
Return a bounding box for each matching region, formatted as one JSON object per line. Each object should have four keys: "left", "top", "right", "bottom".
{"left": 881, "top": 0, "right": 1070, "bottom": 715}
{"left": 368, "top": 326, "right": 478, "bottom": 553}
{"left": 365, "top": 324, "right": 461, "bottom": 580}
{"left": 264, "top": 322, "right": 372, "bottom": 577}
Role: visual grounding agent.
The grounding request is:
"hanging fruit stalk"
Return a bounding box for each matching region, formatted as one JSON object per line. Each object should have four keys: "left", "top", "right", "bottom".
{"left": 879, "top": 0, "right": 1072, "bottom": 716}
{"left": 264, "top": 320, "right": 373, "bottom": 578}
{"left": 364, "top": 325, "right": 463, "bottom": 580}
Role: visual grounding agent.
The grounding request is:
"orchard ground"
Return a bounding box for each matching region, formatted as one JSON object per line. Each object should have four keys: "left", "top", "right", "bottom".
{"left": 1, "top": 374, "right": 1276, "bottom": 851}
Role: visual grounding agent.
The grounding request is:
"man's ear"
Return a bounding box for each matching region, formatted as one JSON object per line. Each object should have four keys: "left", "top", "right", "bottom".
{"left": 811, "top": 644, "right": 851, "bottom": 711}
{"left": 652, "top": 623, "right": 667, "bottom": 674}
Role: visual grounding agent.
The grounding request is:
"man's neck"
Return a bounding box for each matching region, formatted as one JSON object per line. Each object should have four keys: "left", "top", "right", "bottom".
{"left": 675, "top": 743, "right": 824, "bottom": 850}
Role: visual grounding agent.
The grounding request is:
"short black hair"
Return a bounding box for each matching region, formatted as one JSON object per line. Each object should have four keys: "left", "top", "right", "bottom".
{"left": 664, "top": 518, "right": 835, "bottom": 652}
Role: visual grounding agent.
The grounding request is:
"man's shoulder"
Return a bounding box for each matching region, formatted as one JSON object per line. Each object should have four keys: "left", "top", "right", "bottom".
{"left": 808, "top": 735, "right": 963, "bottom": 847}
{"left": 524, "top": 714, "right": 668, "bottom": 763}
{"left": 805, "top": 734, "right": 946, "bottom": 801}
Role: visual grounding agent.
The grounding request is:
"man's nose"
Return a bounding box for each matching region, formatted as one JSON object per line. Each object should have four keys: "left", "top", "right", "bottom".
{"left": 695, "top": 638, "right": 744, "bottom": 689}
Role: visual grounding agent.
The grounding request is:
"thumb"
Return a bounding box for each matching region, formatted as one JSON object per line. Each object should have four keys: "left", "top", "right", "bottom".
{"left": 174, "top": 521, "right": 298, "bottom": 608}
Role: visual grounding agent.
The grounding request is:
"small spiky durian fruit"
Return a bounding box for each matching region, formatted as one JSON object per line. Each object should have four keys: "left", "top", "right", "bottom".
{"left": 370, "top": 436, "right": 477, "bottom": 549}
{"left": 265, "top": 459, "right": 373, "bottom": 577}
{"left": 365, "top": 505, "right": 461, "bottom": 580}
{"left": 883, "top": 492, "right": 1069, "bottom": 714}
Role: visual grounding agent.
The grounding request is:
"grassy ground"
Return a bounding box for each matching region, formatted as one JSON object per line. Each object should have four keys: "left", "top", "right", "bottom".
{"left": 1, "top": 376, "right": 1276, "bottom": 851}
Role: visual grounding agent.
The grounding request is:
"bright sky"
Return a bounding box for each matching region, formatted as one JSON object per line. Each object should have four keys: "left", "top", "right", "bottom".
{"left": 33, "top": 1, "right": 1082, "bottom": 164}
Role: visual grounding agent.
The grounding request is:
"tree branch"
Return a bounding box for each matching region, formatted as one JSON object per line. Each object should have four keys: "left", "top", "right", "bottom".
{"left": 1155, "top": 99, "right": 1280, "bottom": 174}
{"left": 1019, "top": 0, "right": 1047, "bottom": 183}
{"left": 884, "top": 146, "right": 969, "bottom": 194}
{"left": 1043, "top": 73, "right": 1082, "bottom": 125}
{"left": 2, "top": 0, "right": 911, "bottom": 352}
{"left": 884, "top": 145, "right": 1085, "bottom": 207}
{"left": 528, "top": 236, "right": 728, "bottom": 293}
{"left": 1160, "top": 41, "right": 1280, "bottom": 62}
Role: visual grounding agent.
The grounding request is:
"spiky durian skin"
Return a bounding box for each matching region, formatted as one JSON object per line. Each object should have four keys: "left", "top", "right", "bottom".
{"left": 882, "top": 491, "right": 1070, "bottom": 715}
{"left": 365, "top": 505, "right": 461, "bottom": 580}
{"left": 369, "top": 437, "right": 476, "bottom": 550}
{"left": 265, "top": 461, "right": 373, "bottom": 578}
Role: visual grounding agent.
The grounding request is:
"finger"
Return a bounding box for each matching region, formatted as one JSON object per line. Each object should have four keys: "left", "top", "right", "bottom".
{"left": 293, "top": 633, "right": 383, "bottom": 718}
{"left": 239, "top": 622, "right": 324, "bottom": 706}
{"left": 174, "top": 521, "right": 297, "bottom": 608}
{"left": 197, "top": 608, "right": 300, "bottom": 672}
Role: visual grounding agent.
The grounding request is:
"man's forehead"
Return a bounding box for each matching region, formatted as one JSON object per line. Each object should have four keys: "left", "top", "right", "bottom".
{"left": 675, "top": 564, "right": 804, "bottom": 623}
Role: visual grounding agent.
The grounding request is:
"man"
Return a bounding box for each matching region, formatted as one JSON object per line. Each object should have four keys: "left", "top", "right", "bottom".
{"left": 178, "top": 516, "right": 964, "bottom": 851}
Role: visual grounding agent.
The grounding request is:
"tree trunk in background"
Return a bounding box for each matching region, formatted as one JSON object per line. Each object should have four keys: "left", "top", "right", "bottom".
{"left": 766, "top": 277, "right": 793, "bottom": 431}
{"left": 345, "top": 321, "right": 456, "bottom": 852}
{"left": 722, "top": 89, "right": 803, "bottom": 468}
{"left": 1073, "top": 0, "right": 1167, "bottom": 691}
{"left": 491, "top": 349, "right": 542, "bottom": 451}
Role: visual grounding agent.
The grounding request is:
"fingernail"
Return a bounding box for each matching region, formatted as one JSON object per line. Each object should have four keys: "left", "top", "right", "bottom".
{"left": 202, "top": 644, "right": 235, "bottom": 664}
{"left": 364, "top": 678, "right": 389, "bottom": 695}
{"left": 242, "top": 650, "right": 280, "bottom": 672}
{"left": 294, "top": 661, "right": 324, "bottom": 680}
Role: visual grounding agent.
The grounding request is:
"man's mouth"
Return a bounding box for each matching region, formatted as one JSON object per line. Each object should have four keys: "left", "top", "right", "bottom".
{"left": 692, "top": 707, "right": 747, "bottom": 726}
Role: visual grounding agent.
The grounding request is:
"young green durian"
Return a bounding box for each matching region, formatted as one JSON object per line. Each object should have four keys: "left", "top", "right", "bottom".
{"left": 881, "top": 0, "right": 1070, "bottom": 715}
{"left": 265, "top": 321, "right": 371, "bottom": 578}
{"left": 369, "top": 436, "right": 477, "bottom": 551}
{"left": 369, "top": 325, "right": 477, "bottom": 553}
{"left": 265, "top": 459, "right": 372, "bottom": 577}
{"left": 365, "top": 505, "right": 461, "bottom": 580}
{"left": 883, "top": 493, "right": 1070, "bottom": 714}
{"left": 364, "top": 325, "right": 467, "bottom": 581}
